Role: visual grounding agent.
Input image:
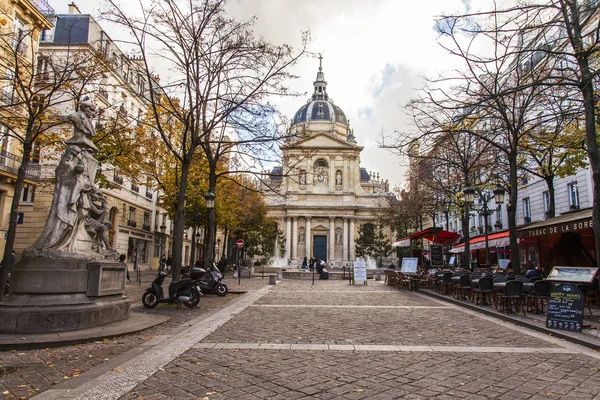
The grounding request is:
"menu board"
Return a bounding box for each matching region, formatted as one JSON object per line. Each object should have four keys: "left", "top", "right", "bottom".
{"left": 546, "top": 266, "right": 598, "bottom": 283}
{"left": 401, "top": 257, "right": 418, "bottom": 274}
{"left": 430, "top": 245, "right": 443, "bottom": 267}
{"left": 498, "top": 259, "right": 511, "bottom": 269}
{"left": 353, "top": 261, "right": 367, "bottom": 282}
{"left": 546, "top": 283, "right": 584, "bottom": 333}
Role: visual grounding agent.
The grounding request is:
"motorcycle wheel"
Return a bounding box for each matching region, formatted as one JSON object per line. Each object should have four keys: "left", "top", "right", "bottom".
{"left": 183, "top": 287, "right": 200, "bottom": 308}
{"left": 142, "top": 290, "right": 159, "bottom": 308}
{"left": 215, "top": 283, "right": 228, "bottom": 296}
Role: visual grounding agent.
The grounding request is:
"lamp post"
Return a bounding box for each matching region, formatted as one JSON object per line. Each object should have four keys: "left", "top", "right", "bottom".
{"left": 463, "top": 184, "right": 505, "bottom": 271}
{"left": 204, "top": 192, "right": 216, "bottom": 268}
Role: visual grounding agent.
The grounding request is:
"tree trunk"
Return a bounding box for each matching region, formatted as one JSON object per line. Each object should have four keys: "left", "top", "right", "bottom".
{"left": 170, "top": 160, "right": 191, "bottom": 281}
{"left": 544, "top": 176, "right": 556, "bottom": 219}
{"left": 508, "top": 152, "right": 521, "bottom": 274}
{"left": 0, "top": 143, "right": 33, "bottom": 299}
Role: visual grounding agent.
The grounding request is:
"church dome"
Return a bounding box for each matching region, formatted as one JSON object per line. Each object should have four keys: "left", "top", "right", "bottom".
{"left": 291, "top": 57, "right": 349, "bottom": 128}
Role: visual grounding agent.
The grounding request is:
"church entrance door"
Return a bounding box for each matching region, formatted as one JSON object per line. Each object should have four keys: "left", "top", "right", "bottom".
{"left": 313, "top": 235, "right": 327, "bottom": 261}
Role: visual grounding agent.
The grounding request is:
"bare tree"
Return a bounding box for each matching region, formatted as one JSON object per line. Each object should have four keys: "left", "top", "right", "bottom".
{"left": 104, "top": 0, "right": 307, "bottom": 279}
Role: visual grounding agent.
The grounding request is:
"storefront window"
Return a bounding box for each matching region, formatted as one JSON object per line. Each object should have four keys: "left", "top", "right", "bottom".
{"left": 127, "top": 237, "right": 148, "bottom": 264}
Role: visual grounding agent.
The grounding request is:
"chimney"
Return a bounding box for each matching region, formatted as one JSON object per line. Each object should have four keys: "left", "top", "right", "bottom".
{"left": 68, "top": 2, "right": 81, "bottom": 15}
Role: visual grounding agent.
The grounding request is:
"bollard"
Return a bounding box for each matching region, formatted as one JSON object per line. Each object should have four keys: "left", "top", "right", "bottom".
{"left": 277, "top": 271, "right": 283, "bottom": 280}
{"left": 269, "top": 275, "right": 276, "bottom": 285}
{"left": 375, "top": 271, "right": 381, "bottom": 281}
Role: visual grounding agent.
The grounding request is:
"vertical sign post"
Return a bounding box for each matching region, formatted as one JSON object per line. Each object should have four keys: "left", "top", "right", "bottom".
{"left": 236, "top": 239, "right": 245, "bottom": 285}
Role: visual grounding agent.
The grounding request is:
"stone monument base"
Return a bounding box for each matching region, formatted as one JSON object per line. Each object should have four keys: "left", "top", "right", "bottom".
{"left": 0, "top": 257, "right": 130, "bottom": 334}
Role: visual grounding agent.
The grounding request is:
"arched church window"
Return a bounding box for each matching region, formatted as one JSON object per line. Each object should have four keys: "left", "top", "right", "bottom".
{"left": 315, "top": 159, "right": 328, "bottom": 167}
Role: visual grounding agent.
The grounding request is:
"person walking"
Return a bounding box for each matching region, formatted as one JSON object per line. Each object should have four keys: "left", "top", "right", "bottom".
{"left": 119, "top": 254, "right": 130, "bottom": 282}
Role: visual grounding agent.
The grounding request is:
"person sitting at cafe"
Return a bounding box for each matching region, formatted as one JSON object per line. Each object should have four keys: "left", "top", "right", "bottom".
{"left": 505, "top": 263, "right": 514, "bottom": 274}
{"left": 525, "top": 263, "right": 543, "bottom": 279}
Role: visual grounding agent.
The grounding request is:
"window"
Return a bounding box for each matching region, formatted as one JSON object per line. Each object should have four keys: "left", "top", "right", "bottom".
{"left": 143, "top": 212, "right": 151, "bottom": 231}
{"left": 12, "top": 15, "right": 28, "bottom": 55}
{"left": 523, "top": 197, "right": 531, "bottom": 222}
{"left": 131, "top": 183, "right": 139, "bottom": 193}
{"left": 127, "top": 207, "right": 136, "bottom": 227}
{"left": 21, "top": 183, "right": 35, "bottom": 203}
{"left": 2, "top": 68, "right": 15, "bottom": 103}
{"left": 568, "top": 183, "right": 580, "bottom": 209}
{"left": 315, "top": 159, "right": 328, "bottom": 167}
{"left": 543, "top": 191, "right": 550, "bottom": 215}
{"left": 36, "top": 56, "right": 49, "bottom": 80}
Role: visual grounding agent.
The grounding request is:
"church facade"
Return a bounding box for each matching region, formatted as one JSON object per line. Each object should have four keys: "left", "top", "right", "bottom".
{"left": 264, "top": 60, "right": 390, "bottom": 265}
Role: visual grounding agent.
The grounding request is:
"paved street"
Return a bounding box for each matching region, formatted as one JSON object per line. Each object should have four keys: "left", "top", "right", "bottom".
{"left": 2, "top": 279, "right": 600, "bottom": 399}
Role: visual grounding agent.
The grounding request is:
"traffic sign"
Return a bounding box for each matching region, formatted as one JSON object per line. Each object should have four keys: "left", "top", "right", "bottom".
{"left": 236, "top": 239, "right": 245, "bottom": 249}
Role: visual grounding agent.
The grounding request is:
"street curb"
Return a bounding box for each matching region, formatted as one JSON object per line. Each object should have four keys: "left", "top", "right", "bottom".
{"left": 419, "top": 289, "right": 600, "bottom": 351}
{"left": 0, "top": 312, "right": 170, "bottom": 351}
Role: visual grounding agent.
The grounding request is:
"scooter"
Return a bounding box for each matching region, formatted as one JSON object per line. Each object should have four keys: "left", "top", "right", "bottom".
{"left": 196, "top": 263, "right": 228, "bottom": 296}
{"left": 142, "top": 270, "right": 202, "bottom": 308}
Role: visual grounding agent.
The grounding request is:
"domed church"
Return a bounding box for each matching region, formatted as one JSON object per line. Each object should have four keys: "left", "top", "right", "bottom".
{"left": 264, "top": 57, "right": 390, "bottom": 265}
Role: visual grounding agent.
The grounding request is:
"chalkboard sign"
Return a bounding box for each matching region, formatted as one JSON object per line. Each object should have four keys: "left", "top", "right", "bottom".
{"left": 546, "top": 283, "right": 584, "bottom": 333}
{"left": 430, "top": 245, "right": 443, "bottom": 266}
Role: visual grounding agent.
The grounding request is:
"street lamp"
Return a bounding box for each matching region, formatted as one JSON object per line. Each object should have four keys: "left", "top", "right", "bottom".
{"left": 463, "top": 184, "right": 505, "bottom": 271}
{"left": 204, "top": 192, "right": 216, "bottom": 268}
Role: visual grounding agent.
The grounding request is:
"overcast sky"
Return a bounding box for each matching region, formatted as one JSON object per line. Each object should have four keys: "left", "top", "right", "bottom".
{"left": 48, "top": 0, "right": 472, "bottom": 189}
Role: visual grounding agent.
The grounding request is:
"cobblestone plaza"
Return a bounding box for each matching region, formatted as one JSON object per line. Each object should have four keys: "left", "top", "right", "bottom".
{"left": 1, "top": 278, "right": 600, "bottom": 399}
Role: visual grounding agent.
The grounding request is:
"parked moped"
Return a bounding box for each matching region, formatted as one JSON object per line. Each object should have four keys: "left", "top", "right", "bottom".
{"left": 196, "top": 263, "right": 228, "bottom": 296}
{"left": 142, "top": 270, "right": 201, "bottom": 308}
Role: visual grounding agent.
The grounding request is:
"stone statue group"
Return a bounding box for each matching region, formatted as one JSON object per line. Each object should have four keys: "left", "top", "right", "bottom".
{"left": 27, "top": 98, "right": 116, "bottom": 259}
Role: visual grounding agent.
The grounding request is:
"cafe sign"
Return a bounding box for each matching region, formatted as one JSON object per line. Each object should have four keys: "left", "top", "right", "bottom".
{"left": 518, "top": 215, "right": 593, "bottom": 238}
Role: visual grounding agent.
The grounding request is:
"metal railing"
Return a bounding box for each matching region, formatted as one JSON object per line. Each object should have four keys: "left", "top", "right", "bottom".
{"left": 30, "top": 0, "right": 55, "bottom": 15}
{"left": 127, "top": 220, "right": 137, "bottom": 228}
{"left": 0, "top": 150, "right": 41, "bottom": 180}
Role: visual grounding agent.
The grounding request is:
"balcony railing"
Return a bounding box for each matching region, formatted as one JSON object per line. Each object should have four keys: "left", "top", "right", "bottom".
{"left": 142, "top": 224, "right": 151, "bottom": 231}
{"left": 0, "top": 150, "right": 40, "bottom": 180}
{"left": 127, "top": 220, "right": 137, "bottom": 228}
{"left": 30, "top": 0, "right": 55, "bottom": 16}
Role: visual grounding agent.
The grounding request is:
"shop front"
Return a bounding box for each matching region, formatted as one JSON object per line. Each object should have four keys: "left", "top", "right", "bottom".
{"left": 516, "top": 208, "right": 596, "bottom": 273}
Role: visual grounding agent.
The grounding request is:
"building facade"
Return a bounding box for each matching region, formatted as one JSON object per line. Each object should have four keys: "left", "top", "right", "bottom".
{"left": 264, "top": 61, "right": 390, "bottom": 265}
{"left": 0, "top": 0, "right": 53, "bottom": 259}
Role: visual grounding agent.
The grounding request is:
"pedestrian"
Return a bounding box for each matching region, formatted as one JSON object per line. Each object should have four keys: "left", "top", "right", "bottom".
{"left": 309, "top": 257, "right": 315, "bottom": 271}
{"left": 302, "top": 257, "right": 308, "bottom": 269}
{"left": 166, "top": 256, "right": 172, "bottom": 273}
{"left": 119, "top": 254, "right": 130, "bottom": 281}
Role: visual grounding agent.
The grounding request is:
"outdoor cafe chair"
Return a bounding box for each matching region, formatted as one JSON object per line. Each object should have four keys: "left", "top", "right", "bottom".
{"left": 472, "top": 277, "right": 493, "bottom": 306}
{"left": 492, "top": 276, "right": 507, "bottom": 309}
{"left": 440, "top": 272, "right": 454, "bottom": 295}
{"left": 527, "top": 280, "right": 551, "bottom": 314}
{"left": 500, "top": 280, "right": 525, "bottom": 316}
{"left": 455, "top": 275, "right": 472, "bottom": 301}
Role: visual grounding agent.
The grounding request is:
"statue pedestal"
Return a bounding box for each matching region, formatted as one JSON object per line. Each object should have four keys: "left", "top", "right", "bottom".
{"left": 0, "top": 257, "right": 130, "bottom": 334}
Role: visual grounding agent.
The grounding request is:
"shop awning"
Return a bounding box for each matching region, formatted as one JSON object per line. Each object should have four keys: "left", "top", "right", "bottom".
{"left": 517, "top": 208, "right": 593, "bottom": 239}
{"left": 449, "top": 231, "right": 513, "bottom": 253}
{"left": 395, "top": 227, "right": 461, "bottom": 247}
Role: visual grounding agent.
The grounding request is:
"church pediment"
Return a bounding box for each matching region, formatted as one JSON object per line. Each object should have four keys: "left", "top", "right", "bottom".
{"left": 287, "top": 133, "right": 361, "bottom": 150}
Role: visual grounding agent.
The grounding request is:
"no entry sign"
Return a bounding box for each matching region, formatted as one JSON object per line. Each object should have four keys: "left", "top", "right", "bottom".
{"left": 236, "top": 239, "right": 245, "bottom": 249}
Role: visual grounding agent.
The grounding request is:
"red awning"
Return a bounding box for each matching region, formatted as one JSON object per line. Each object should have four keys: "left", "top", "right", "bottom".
{"left": 403, "top": 227, "right": 461, "bottom": 246}
{"left": 449, "top": 230, "right": 513, "bottom": 253}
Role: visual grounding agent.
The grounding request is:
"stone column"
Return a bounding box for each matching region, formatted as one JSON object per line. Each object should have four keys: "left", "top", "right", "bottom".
{"left": 349, "top": 219, "right": 356, "bottom": 261}
{"left": 342, "top": 218, "right": 349, "bottom": 262}
{"left": 292, "top": 217, "right": 298, "bottom": 261}
{"left": 285, "top": 217, "right": 291, "bottom": 261}
{"left": 305, "top": 217, "right": 312, "bottom": 259}
{"left": 329, "top": 217, "right": 335, "bottom": 262}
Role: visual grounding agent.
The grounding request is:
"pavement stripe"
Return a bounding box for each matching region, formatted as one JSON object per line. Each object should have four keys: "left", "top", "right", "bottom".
{"left": 34, "top": 286, "right": 272, "bottom": 400}
{"left": 252, "top": 304, "right": 451, "bottom": 309}
{"left": 191, "top": 342, "right": 579, "bottom": 354}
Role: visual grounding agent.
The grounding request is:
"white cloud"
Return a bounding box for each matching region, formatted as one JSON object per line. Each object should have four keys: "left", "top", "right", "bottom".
{"left": 49, "top": 0, "right": 470, "bottom": 187}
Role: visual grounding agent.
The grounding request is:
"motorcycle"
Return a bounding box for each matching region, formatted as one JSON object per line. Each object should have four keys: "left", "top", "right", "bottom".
{"left": 196, "top": 263, "right": 228, "bottom": 296}
{"left": 142, "top": 269, "right": 202, "bottom": 309}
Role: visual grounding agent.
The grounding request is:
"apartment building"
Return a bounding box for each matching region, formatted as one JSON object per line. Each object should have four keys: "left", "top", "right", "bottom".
{"left": 0, "top": 0, "right": 53, "bottom": 259}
